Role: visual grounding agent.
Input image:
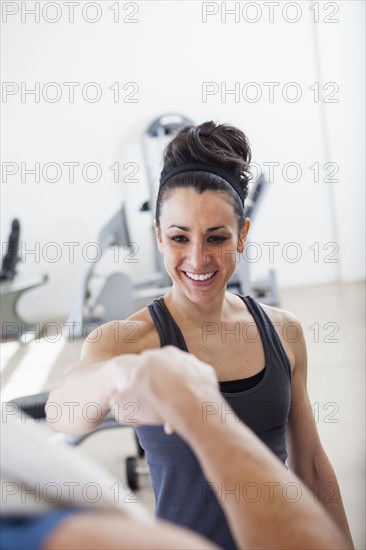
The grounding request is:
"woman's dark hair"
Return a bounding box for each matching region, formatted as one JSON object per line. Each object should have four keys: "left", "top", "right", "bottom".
{"left": 155, "top": 121, "right": 252, "bottom": 232}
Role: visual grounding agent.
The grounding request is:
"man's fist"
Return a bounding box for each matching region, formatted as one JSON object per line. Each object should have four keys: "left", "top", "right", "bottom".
{"left": 108, "top": 346, "right": 219, "bottom": 433}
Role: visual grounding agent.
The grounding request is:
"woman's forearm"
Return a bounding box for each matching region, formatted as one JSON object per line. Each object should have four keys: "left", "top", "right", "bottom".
{"left": 46, "top": 359, "right": 114, "bottom": 435}
{"left": 298, "top": 452, "right": 354, "bottom": 549}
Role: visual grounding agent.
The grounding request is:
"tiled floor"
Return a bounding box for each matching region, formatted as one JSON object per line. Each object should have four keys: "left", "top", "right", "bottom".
{"left": 1, "top": 281, "right": 365, "bottom": 548}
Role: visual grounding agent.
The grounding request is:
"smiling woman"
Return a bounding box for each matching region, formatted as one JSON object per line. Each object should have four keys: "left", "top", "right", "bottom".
{"left": 48, "top": 121, "right": 354, "bottom": 550}
{"left": 153, "top": 122, "right": 251, "bottom": 310}
{"left": 155, "top": 187, "right": 249, "bottom": 304}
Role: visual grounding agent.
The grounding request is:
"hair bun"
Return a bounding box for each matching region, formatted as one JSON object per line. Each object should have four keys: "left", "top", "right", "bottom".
{"left": 163, "top": 121, "right": 252, "bottom": 190}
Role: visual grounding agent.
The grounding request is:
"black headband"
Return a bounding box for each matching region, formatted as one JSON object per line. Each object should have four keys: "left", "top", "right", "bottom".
{"left": 159, "top": 162, "right": 244, "bottom": 204}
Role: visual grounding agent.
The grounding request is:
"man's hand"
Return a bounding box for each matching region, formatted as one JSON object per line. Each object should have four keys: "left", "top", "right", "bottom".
{"left": 108, "top": 346, "right": 219, "bottom": 433}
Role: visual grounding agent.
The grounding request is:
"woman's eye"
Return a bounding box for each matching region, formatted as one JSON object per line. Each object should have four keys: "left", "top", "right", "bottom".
{"left": 170, "top": 235, "right": 188, "bottom": 243}
{"left": 208, "top": 236, "right": 227, "bottom": 244}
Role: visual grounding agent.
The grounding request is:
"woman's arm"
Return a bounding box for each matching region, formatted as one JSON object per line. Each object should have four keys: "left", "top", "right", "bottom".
{"left": 285, "top": 317, "right": 354, "bottom": 549}
{"left": 46, "top": 320, "right": 144, "bottom": 435}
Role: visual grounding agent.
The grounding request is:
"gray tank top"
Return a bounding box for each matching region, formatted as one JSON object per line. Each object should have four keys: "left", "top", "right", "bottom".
{"left": 135, "top": 294, "right": 292, "bottom": 550}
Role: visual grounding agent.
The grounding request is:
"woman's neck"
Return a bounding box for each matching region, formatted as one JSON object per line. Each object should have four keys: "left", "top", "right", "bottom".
{"left": 164, "top": 286, "right": 234, "bottom": 327}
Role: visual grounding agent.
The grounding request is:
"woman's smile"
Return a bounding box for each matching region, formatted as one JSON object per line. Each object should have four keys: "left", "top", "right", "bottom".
{"left": 182, "top": 269, "right": 219, "bottom": 286}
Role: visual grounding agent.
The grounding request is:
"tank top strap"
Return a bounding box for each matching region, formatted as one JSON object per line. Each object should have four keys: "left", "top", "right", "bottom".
{"left": 237, "top": 294, "right": 292, "bottom": 379}
{"left": 147, "top": 297, "right": 188, "bottom": 351}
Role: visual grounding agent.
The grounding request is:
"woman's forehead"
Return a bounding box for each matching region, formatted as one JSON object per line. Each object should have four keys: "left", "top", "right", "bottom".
{"left": 160, "top": 188, "right": 237, "bottom": 227}
{"left": 161, "top": 187, "right": 232, "bottom": 210}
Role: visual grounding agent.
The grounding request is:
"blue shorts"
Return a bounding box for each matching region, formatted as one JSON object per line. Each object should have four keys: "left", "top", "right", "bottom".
{"left": 0, "top": 508, "right": 81, "bottom": 550}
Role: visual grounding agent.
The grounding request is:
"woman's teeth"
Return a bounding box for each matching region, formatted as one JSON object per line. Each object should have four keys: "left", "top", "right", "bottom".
{"left": 185, "top": 271, "right": 216, "bottom": 281}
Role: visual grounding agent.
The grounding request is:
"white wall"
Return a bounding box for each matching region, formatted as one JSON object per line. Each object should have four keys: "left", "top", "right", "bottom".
{"left": 1, "top": 0, "right": 364, "bottom": 322}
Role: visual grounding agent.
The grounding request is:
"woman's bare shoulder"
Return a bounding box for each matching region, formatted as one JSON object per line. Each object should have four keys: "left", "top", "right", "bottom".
{"left": 81, "top": 306, "right": 160, "bottom": 360}
{"left": 125, "top": 306, "right": 161, "bottom": 350}
{"left": 259, "top": 302, "right": 301, "bottom": 326}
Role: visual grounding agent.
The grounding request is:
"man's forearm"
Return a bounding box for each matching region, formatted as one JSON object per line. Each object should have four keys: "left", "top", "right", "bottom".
{"left": 103, "top": 346, "right": 350, "bottom": 549}
{"left": 174, "top": 397, "right": 348, "bottom": 550}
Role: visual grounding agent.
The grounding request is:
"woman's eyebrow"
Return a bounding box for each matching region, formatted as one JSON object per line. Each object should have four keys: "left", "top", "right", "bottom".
{"left": 166, "top": 225, "right": 229, "bottom": 232}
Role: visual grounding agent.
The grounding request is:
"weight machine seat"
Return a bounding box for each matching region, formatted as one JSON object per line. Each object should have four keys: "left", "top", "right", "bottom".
{"left": 5, "top": 392, "right": 141, "bottom": 448}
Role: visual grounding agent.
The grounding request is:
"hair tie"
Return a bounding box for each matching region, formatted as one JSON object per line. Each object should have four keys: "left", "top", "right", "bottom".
{"left": 159, "top": 162, "right": 244, "bottom": 204}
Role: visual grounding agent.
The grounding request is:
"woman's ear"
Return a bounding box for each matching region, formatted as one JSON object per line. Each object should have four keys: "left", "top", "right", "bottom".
{"left": 154, "top": 220, "right": 163, "bottom": 253}
{"left": 237, "top": 218, "right": 250, "bottom": 253}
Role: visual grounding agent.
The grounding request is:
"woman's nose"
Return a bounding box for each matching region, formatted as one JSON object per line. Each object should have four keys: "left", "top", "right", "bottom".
{"left": 187, "top": 242, "right": 211, "bottom": 270}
